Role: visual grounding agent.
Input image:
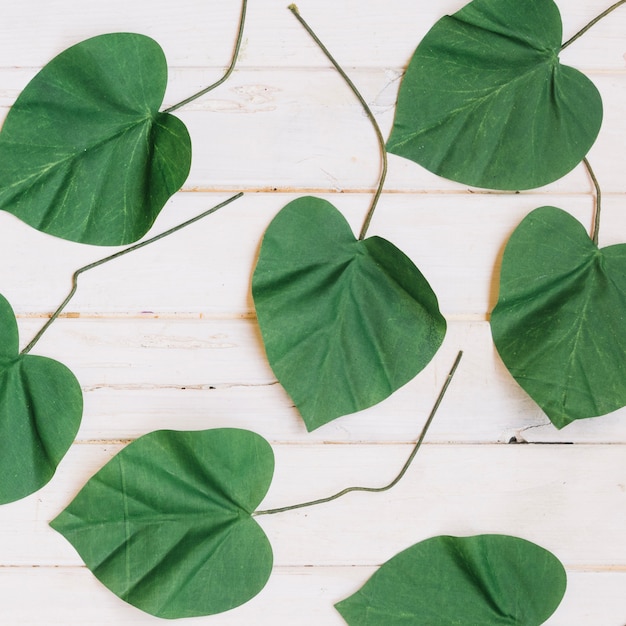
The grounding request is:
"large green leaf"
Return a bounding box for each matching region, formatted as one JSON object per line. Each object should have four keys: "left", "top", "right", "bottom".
{"left": 50, "top": 428, "right": 274, "bottom": 619}
{"left": 0, "top": 33, "right": 191, "bottom": 245}
{"left": 335, "top": 534, "right": 566, "bottom": 625}
{"left": 386, "top": 0, "right": 602, "bottom": 190}
{"left": 0, "top": 293, "right": 82, "bottom": 504}
{"left": 491, "top": 206, "right": 626, "bottom": 428}
{"left": 252, "top": 196, "right": 446, "bottom": 431}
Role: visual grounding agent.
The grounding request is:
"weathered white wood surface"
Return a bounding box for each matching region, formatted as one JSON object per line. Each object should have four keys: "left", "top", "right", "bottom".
{"left": 1, "top": 1, "right": 626, "bottom": 624}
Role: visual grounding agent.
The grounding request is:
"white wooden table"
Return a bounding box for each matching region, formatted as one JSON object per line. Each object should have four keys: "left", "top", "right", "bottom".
{"left": 1, "top": 1, "right": 625, "bottom": 623}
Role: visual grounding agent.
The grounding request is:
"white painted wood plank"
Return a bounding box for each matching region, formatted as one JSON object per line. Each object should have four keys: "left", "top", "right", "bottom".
{"left": 260, "top": 444, "right": 626, "bottom": 570}
{"left": 168, "top": 71, "right": 626, "bottom": 195}
{"left": 1, "top": 443, "right": 626, "bottom": 569}
{"left": 2, "top": 191, "right": 624, "bottom": 317}
{"left": 0, "top": 0, "right": 624, "bottom": 71}
{"left": 0, "top": 68, "right": 625, "bottom": 193}
{"left": 1, "top": 565, "right": 624, "bottom": 625}
{"left": 133, "top": 71, "right": 626, "bottom": 195}
{"left": 76, "top": 379, "right": 626, "bottom": 445}
{"left": 9, "top": 318, "right": 623, "bottom": 444}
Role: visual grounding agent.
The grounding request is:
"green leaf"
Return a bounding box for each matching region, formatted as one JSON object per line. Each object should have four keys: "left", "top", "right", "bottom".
{"left": 0, "top": 33, "right": 191, "bottom": 245}
{"left": 491, "top": 206, "right": 626, "bottom": 428}
{"left": 252, "top": 196, "right": 446, "bottom": 431}
{"left": 0, "top": 293, "right": 82, "bottom": 504}
{"left": 335, "top": 534, "right": 566, "bottom": 625}
{"left": 386, "top": 0, "right": 602, "bottom": 190}
{"left": 50, "top": 428, "right": 274, "bottom": 619}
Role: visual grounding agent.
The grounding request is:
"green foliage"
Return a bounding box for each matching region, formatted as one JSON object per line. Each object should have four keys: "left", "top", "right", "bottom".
{"left": 0, "top": 293, "right": 82, "bottom": 504}
{"left": 387, "top": 0, "right": 602, "bottom": 190}
{"left": 0, "top": 33, "right": 191, "bottom": 245}
{"left": 0, "top": 1, "right": 620, "bottom": 620}
{"left": 50, "top": 428, "right": 274, "bottom": 619}
{"left": 252, "top": 196, "right": 446, "bottom": 431}
{"left": 491, "top": 206, "right": 626, "bottom": 428}
{"left": 335, "top": 534, "right": 566, "bottom": 625}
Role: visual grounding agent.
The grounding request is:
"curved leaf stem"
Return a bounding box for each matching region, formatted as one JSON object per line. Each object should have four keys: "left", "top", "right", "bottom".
{"left": 561, "top": 0, "right": 626, "bottom": 50}
{"left": 288, "top": 4, "right": 387, "bottom": 240}
{"left": 253, "top": 350, "right": 463, "bottom": 517}
{"left": 583, "top": 157, "right": 601, "bottom": 245}
{"left": 162, "top": 0, "right": 247, "bottom": 114}
{"left": 20, "top": 193, "right": 243, "bottom": 355}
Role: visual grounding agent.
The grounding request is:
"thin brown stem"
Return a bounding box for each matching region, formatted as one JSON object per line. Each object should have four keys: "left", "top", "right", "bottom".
{"left": 288, "top": 4, "right": 387, "bottom": 240}
{"left": 163, "top": 0, "right": 247, "bottom": 114}
{"left": 254, "top": 351, "right": 463, "bottom": 517}
{"left": 20, "top": 193, "right": 243, "bottom": 355}
{"left": 583, "top": 157, "right": 601, "bottom": 245}
{"left": 561, "top": 0, "right": 626, "bottom": 50}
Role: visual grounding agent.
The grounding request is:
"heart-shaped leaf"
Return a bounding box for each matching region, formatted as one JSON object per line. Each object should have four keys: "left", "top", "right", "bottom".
{"left": 50, "top": 428, "right": 274, "bottom": 619}
{"left": 335, "top": 534, "right": 566, "bottom": 625}
{"left": 252, "top": 196, "right": 446, "bottom": 431}
{"left": 491, "top": 206, "right": 626, "bottom": 428}
{"left": 0, "top": 293, "right": 82, "bottom": 504}
{"left": 0, "top": 33, "right": 191, "bottom": 245}
{"left": 386, "top": 0, "right": 602, "bottom": 190}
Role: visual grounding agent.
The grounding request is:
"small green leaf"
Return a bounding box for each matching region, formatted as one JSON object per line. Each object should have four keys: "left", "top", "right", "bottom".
{"left": 50, "top": 428, "right": 274, "bottom": 619}
{"left": 335, "top": 534, "right": 566, "bottom": 625}
{"left": 0, "top": 293, "right": 82, "bottom": 504}
{"left": 387, "top": 0, "right": 602, "bottom": 190}
{"left": 491, "top": 206, "right": 626, "bottom": 428}
{"left": 0, "top": 33, "right": 191, "bottom": 245}
{"left": 252, "top": 196, "right": 446, "bottom": 431}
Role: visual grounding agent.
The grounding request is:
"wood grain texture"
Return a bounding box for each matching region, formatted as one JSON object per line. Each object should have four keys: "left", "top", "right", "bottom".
{"left": 5, "top": 69, "right": 626, "bottom": 193}
{"left": 2, "top": 192, "right": 625, "bottom": 316}
{"left": 0, "top": 0, "right": 625, "bottom": 624}
{"left": 1, "top": 566, "right": 625, "bottom": 625}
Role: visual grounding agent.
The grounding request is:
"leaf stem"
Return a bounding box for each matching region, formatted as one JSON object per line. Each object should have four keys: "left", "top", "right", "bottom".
{"left": 253, "top": 350, "right": 463, "bottom": 517}
{"left": 288, "top": 4, "right": 387, "bottom": 240}
{"left": 583, "top": 157, "right": 601, "bottom": 245}
{"left": 162, "top": 0, "right": 248, "bottom": 114}
{"left": 20, "top": 193, "right": 243, "bottom": 355}
{"left": 561, "top": 0, "right": 626, "bottom": 50}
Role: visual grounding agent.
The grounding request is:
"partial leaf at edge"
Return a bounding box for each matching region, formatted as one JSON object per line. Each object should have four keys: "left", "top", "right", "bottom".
{"left": 0, "top": 293, "right": 82, "bottom": 504}
{"left": 50, "top": 428, "right": 274, "bottom": 619}
{"left": 0, "top": 33, "right": 191, "bottom": 245}
{"left": 386, "top": 0, "right": 602, "bottom": 190}
{"left": 335, "top": 534, "right": 567, "bottom": 625}
{"left": 491, "top": 206, "right": 626, "bottom": 428}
